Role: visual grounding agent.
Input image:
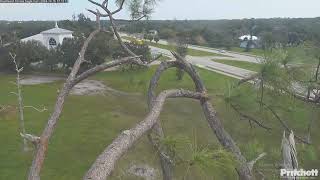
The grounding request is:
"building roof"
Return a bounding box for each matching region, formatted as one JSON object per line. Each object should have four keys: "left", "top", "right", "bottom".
{"left": 239, "top": 35, "right": 258, "bottom": 41}
{"left": 21, "top": 34, "right": 44, "bottom": 42}
{"left": 40, "top": 22, "right": 73, "bottom": 34}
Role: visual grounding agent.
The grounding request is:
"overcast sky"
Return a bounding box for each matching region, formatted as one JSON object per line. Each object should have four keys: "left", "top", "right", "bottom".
{"left": 0, "top": 0, "right": 319, "bottom": 21}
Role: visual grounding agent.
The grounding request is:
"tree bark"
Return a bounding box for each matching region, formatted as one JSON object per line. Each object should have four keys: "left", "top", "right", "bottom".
{"left": 84, "top": 90, "right": 204, "bottom": 180}
{"left": 147, "top": 53, "right": 253, "bottom": 180}
{"left": 28, "top": 15, "right": 102, "bottom": 180}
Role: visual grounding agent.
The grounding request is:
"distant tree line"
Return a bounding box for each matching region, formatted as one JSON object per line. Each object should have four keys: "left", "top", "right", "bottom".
{"left": 119, "top": 18, "right": 320, "bottom": 50}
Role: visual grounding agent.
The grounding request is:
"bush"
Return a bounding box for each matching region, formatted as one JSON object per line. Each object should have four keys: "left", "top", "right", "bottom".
{"left": 113, "top": 41, "right": 152, "bottom": 71}
{"left": 113, "top": 41, "right": 151, "bottom": 63}
{"left": 58, "top": 31, "right": 117, "bottom": 72}
{"left": 0, "top": 40, "right": 48, "bottom": 72}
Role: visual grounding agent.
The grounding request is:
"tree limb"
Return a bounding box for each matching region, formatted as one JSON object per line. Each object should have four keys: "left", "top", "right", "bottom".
{"left": 24, "top": 106, "right": 48, "bottom": 113}
{"left": 10, "top": 52, "right": 29, "bottom": 152}
{"left": 248, "top": 152, "right": 267, "bottom": 170}
{"left": 88, "top": 0, "right": 143, "bottom": 63}
{"left": 147, "top": 53, "right": 253, "bottom": 180}
{"left": 87, "top": 0, "right": 125, "bottom": 17}
{"left": 27, "top": 11, "right": 102, "bottom": 180}
{"left": 20, "top": 133, "right": 40, "bottom": 145}
{"left": 260, "top": 102, "right": 311, "bottom": 144}
{"left": 84, "top": 89, "right": 204, "bottom": 180}
{"left": 27, "top": 10, "right": 153, "bottom": 180}
{"left": 230, "top": 103, "right": 272, "bottom": 131}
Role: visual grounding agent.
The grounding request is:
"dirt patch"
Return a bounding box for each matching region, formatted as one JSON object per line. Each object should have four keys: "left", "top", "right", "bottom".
{"left": 20, "top": 76, "right": 63, "bottom": 85}
{"left": 19, "top": 76, "right": 138, "bottom": 96}
{"left": 128, "top": 164, "right": 159, "bottom": 180}
{"left": 71, "top": 80, "right": 106, "bottom": 96}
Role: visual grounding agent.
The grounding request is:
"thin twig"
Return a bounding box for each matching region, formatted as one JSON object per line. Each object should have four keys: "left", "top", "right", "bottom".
{"left": 230, "top": 103, "right": 272, "bottom": 131}
{"left": 24, "top": 106, "right": 47, "bottom": 113}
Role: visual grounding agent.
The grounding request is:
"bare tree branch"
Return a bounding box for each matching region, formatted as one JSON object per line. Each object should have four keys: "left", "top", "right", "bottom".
{"left": 147, "top": 53, "right": 253, "bottom": 180}
{"left": 87, "top": 0, "right": 125, "bottom": 17}
{"left": 260, "top": 102, "right": 311, "bottom": 144}
{"left": 230, "top": 103, "right": 272, "bottom": 131}
{"left": 248, "top": 152, "right": 267, "bottom": 170}
{"left": 84, "top": 89, "right": 204, "bottom": 180}
{"left": 71, "top": 56, "right": 141, "bottom": 86}
{"left": 88, "top": 0, "right": 143, "bottom": 64}
{"left": 24, "top": 106, "right": 48, "bottom": 113}
{"left": 20, "top": 133, "right": 40, "bottom": 145}
{"left": 281, "top": 131, "right": 299, "bottom": 170}
{"left": 113, "top": 14, "right": 147, "bottom": 22}
{"left": 10, "top": 52, "right": 29, "bottom": 152}
{"left": 27, "top": 10, "right": 150, "bottom": 180}
{"left": 27, "top": 11, "right": 102, "bottom": 180}
{"left": 147, "top": 69, "right": 174, "bottom": 180}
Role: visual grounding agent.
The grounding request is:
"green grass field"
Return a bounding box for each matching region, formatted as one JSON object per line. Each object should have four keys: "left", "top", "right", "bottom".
{"left": 158, "top": 55, "right": 172, "bottom": 61}
{"left": 0, "top": 66, "right": 319, "bottom": 179}
{"left": 213, "top": 59, "right": 262, "bottom": 72}
{"left": 147, "top": 41, "right": 228, "bottom": 57}
{"left": 230, "top": 47, "right": 266, "bottom": 56}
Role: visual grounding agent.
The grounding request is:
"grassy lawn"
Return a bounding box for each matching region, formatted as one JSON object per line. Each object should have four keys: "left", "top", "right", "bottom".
{"left": 122, "top": 36, "right": 228, "bottom": 57}
{"left": 0, "top": 67, "right": 319, "bottom": 179}
{"left": 230, "top": 47, "right": 266, "bottom": 56}
{"left": 147, "top": 41, "right": 228, "bottom": 57}
{"left": 158, "top": 55, "right": 172, "bottom": 61}
{"left": 230, "top": 47, "right": 319, "bottom": 65}
{"left": 213, "top": 59, "right": 262, "bottom": 72}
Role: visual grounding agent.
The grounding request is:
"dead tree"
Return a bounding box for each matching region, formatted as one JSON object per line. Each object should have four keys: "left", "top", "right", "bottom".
{"left": 148, "top": 53, "right": 255, "bottom": 180}
{"left": 88, "top": 1, "right": 173, "bottom": 179}
{"left": 84, "top": 89, "right": 205, "bottom": 180}
{"left": 9, "top": 53, "right": 47, "bottom": 152}
{"left": 281, "top": 131, "right": 298, "bottom": 180}
{"left": 28, "top": 1, "right": 162, "bottom": 178}
{"left": 27, "top": 11, "right": 144, "bottom": 180}
{"left": 26, "top": 1, "right": 255, "bottom": 180}
{"left": 84, "top": 52, "right": 264, "bottom": 180}
{"left": 9, "top": 53, "right": 28, "bottom": 152}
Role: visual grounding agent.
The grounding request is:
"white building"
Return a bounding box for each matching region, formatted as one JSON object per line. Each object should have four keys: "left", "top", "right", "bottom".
{"left": 21, "top": 22, "right": 73, "bottom": 49}
{"left": 239, "top": 35, "right": 260, "bottom": 49}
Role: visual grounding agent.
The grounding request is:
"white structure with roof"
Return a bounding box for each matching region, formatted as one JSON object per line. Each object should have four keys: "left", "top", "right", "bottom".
{"left": 239, "top": 35, "right": 260, "bottom": 49}
{"left": 21, "top": 22, "right": 73, "bottom": 49}
{"left": 239, "top": 35, "right": 259, "bottom": 41}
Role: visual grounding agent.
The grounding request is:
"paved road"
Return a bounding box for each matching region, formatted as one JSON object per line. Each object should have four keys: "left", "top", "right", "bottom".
{"left": 121, "top": 33, "right": 313, "bottom": 99}
{"left": 121, "top": 33, "right": 258, "bottom": 79}
{"left": 188, "top": 45, "right": 261, "bottom": 63}
{"left": 150, "top": 46, "right": 256, "bottom": 80}
{"left": 121, "top": 32, "right": 262, "bottom": 63}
